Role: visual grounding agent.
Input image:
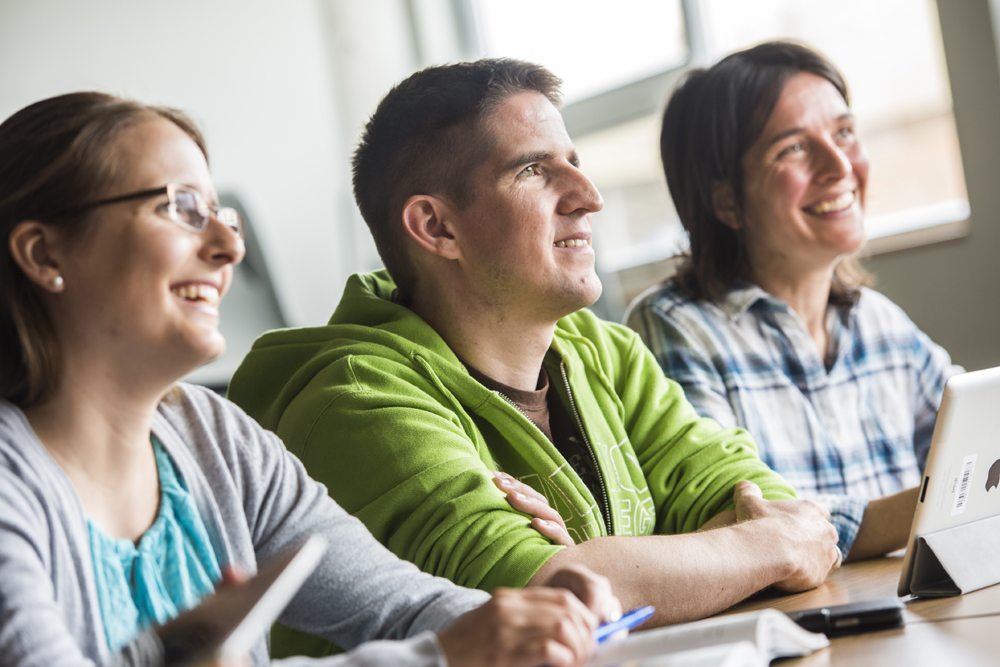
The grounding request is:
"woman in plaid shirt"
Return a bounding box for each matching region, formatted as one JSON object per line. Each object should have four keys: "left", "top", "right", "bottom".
{"left": 626, "top": 41, "right": 961, "bottom": 562}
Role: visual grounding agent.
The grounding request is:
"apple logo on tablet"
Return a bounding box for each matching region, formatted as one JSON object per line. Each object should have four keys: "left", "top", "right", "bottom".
{"left": 986, "top": 460, "right": 1000, "bottom": 492}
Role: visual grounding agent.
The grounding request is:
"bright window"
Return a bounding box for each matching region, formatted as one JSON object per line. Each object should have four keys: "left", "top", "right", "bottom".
{"left": 469, "top": 0, "right": 969, "bottom": 310}
{"left": 700, "top": 0, "right": 967, "bottom": 230}
{"left": 472, "top": 0, "right": 687, "bottom": 103}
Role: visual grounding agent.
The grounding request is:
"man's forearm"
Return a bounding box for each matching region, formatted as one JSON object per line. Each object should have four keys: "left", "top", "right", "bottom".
{"left": 845, "top": 487, "right": 919, "bottom": 562}
{"left": 527, "top": 521, "right": 794, "bottom": 627}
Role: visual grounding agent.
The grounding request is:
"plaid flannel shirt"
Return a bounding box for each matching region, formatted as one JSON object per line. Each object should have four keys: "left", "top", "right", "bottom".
{"left": 626, "top": 281, "right": 961, "bottom": 555}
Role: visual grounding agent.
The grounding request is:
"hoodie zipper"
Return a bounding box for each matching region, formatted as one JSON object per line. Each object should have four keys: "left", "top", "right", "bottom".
{"left": 559, "top": 362, "right": 613, "bottom": 537}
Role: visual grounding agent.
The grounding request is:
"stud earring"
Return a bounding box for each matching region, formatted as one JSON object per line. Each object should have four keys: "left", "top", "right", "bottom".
{"left": 52, "top": 275, "right": 64, "bottom": 288}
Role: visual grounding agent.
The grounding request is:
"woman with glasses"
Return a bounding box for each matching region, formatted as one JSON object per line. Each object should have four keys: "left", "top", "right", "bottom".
{"left": 0, "top": 92, "right": 618, "bottom": 667}
{"left": 625, "top": 42, "right": 961, "bottom": 563}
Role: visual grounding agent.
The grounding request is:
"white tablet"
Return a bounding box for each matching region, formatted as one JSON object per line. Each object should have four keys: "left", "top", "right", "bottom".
{"left": 898, "top": 366, "right": 1000, "bottom": 596}
{"left": 156, "top": 534, "right": 327, "bottom": 666}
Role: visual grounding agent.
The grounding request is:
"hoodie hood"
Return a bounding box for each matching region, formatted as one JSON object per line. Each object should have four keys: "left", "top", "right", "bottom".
{"left": 229, "top": 270, "right": 492, "bottom": 434}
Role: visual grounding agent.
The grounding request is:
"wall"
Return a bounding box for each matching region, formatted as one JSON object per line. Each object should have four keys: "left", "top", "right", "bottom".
{"left": 864, "top": 0, "right": 1000, "bottom": 372}
{"left": 0, "top": 0, "right": 353, "bottom": 329}
{"left": 2, "top": 0, "right": 997, "bottom": 375}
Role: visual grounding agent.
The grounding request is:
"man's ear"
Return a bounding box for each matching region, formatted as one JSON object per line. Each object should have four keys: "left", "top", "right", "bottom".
{"left": 8, "top": 221, "right": 67, "bottom": 293}
{"left": 711, "top": 182, "right": 741, "bottom": 231}
{"left": 400, "top": 194, "right": 462, "bottom": 260}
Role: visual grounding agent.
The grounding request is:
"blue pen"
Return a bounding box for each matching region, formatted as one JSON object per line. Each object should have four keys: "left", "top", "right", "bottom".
{"left": 594, "top": 606, "right": 655, "bottom": 644}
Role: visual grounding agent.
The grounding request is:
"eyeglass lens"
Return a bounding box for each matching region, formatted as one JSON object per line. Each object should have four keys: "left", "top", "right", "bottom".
{"left": 172, "top": 189, "right": 245, "bottom": 239}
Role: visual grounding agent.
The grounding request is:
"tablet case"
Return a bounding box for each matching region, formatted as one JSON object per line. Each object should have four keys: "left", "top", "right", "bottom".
{"left": 908, "top": 514, "right": 1000, "bottom": 597}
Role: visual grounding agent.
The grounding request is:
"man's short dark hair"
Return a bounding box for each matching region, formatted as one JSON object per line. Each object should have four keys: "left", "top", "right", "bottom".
{"left": 661, "top": 41, "right": 868, "bottom": 304}
{"left": 352, "top": 58, "right": 562, "bottom": 296}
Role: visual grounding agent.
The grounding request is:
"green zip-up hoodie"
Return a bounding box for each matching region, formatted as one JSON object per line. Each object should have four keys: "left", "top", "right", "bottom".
{"left": 229, "top": 271, "right": 796, "bottom": 593}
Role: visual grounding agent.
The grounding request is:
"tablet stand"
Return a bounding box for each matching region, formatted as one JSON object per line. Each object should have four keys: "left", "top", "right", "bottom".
{"left": 910, "top": 514, "right": 1000, "bottom": 596}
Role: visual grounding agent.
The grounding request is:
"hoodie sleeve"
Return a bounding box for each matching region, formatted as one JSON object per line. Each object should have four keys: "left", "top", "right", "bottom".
{"left": 570, "top": 315, "right": 798, "bottom": 534}
{"left": 272, "top": 353, "right": 565, "bottom": 594}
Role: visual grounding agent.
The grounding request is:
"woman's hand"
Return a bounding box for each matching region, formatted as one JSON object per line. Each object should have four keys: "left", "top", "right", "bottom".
{"left": 159, "top": 564, "right": 252, "bottom": 667}
{"left": 492, "top": 471, "right": 575, "bottom": 547}
{"left": 437, "top": 586, "right": 601, "bottom": 667}
{"left": 194, "top": 656, "right": 250, "bottom": 667}
{"left": 538, "top": 563, "right": 622, "bottom": 627}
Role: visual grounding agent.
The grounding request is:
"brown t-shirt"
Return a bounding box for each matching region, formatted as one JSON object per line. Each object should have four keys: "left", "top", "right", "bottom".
{"left": 463, "top": 362, "right": 603, "bottom": 502}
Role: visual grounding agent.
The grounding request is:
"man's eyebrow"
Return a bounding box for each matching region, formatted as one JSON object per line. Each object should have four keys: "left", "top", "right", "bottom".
{"left": 766, "top": 112, "right": 855, "bottom": 148}
{"left": 502, "top": 151, "right": 553, "bottom": 173}
{"left": 501, "top": 150, "right": 582, "bottom": 173}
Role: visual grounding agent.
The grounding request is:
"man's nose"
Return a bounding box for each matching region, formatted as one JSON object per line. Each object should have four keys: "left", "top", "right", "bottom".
{"left": 559, "top": 165, "right": 604, "bottom": 215}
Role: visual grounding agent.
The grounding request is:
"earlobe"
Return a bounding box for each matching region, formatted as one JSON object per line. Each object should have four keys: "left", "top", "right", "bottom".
{"left": 401, "top": 194, "right": 462, "bottom": 260}
{"left": 712, "top": 182, "right": 741, "bottom": 231}
{"left": 8, "top": 221, "right": 66, "bottom": 293}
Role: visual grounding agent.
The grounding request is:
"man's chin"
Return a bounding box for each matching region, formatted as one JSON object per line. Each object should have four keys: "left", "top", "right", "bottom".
{"left": 556, "top": 277, "right": 603, "bottom": 318}
{"left": 582, "top": 279, "right": 603, "bottom": 308}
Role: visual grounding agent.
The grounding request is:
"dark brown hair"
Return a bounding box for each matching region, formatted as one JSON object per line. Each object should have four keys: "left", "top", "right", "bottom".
{"left": 351, "top": 58, "right": 562, "bottom": 296}
{"left": 661, "top": 41, "right": 870, "bottom": 303}
{"left": 0, "top": 92, "right": 207, "bottom": 406}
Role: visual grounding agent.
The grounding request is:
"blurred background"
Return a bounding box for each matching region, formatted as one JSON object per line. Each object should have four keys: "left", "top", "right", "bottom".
{"left": 2, "top": 0, "right": 997, "bottom": 389}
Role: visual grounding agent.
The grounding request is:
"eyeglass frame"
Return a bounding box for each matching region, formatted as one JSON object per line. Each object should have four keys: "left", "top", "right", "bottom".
{"left": 59, "top": 183, "right": 245, "bottom": 240}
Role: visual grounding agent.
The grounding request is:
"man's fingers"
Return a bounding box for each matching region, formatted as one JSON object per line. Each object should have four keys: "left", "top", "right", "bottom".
{"left": 493, "top": 471, "right": 549, "bottom": 505}
{"left": 735, "top": 480, "right": 763, "bottom": 499}
{"left": 493, "top": 472, "right": 567, "bottom": 526}
{"left": 733, "top": 480, "right": 765, "bottom": 522}
{"left": 492, "top": 471, "right": 577, "bottom": 548}
{"left": 532, "top": 517, "right": 575, "bottom": 547}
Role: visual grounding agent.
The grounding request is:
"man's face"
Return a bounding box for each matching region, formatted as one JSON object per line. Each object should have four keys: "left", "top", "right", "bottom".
{"left": 452, "top": 91, "right": 604, "bottom": 322}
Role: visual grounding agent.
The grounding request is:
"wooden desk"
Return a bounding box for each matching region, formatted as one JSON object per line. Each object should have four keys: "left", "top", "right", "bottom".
{"left": 724, "top": 556, "right": 1000, "bottom": 666}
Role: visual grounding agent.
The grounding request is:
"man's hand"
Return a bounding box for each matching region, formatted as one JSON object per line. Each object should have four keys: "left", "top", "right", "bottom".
{"left": 493, "top": 470, "right": 575, "bottom": 547}
{"left": 437, "top": 586, "right": 603, "bottom": 667}
{"left": 733, "top": 481, "right": 840, "bottom": 592}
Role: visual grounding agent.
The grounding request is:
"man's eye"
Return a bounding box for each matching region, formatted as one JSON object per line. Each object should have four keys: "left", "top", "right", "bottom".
{"left": 836, "top": 126, "right": 855, "bottom": 140}
{"left": 519, "top": 165, "right": 539, "bottom": 177}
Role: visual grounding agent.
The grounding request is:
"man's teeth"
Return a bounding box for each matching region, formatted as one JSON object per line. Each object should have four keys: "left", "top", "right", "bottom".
{"left": 807, "top": 191, "right": 855, "bottom": 215}
{"left": 172, "top": 284, "right": 219, "bottom": 302}
{"left": 553, "top": 238, "right": 591, "bottom": 248}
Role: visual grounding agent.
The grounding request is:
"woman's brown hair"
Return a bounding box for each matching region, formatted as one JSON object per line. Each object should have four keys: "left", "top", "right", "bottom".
{"left": 0, "top": 92, "right": 207, "bottom": 406}
{"left": 661, "top": 41, "right": 870, "bottom": 304}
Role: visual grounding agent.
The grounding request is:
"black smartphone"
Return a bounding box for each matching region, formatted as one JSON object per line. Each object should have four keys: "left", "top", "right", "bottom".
{"left": 785, "top": 598, "right": 905, "bottom": 637}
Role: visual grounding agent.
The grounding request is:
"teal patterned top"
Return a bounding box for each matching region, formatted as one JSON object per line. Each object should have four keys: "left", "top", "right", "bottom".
{"left": 87, "top": 436, "right": 221, "bottom": 653}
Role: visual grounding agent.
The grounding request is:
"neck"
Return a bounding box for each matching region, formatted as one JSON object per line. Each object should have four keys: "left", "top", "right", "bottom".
{"left": 23, "top": 354, "right": 167, "bottom": 483}
{"left": 410, "top": 279, "right": 556, "bottom": 392}
{"left": 749, "top": 263, "right": 834, "bottom": 354}
{"left": 24, "top": 352, "right": 171, "bottom": 541}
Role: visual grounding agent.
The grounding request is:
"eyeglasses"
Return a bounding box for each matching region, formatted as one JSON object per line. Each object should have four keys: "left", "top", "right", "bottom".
{"left": 72, "top": 184, "right": 245, "bottom": 240}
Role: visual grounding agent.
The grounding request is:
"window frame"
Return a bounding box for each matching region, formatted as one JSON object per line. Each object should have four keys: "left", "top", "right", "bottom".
{"left": 454, "top": 0, "right": 972, "bottom": 274}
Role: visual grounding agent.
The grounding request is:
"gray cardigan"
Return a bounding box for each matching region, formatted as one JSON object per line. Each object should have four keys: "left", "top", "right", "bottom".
{"left": 0, "top": 384, "right": 489, "bottom": 667}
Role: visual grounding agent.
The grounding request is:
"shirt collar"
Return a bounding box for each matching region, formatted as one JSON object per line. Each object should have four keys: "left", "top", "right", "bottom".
{"left": 720, "top": 280, "right": 774, "bottom": 321}
{"left": 720, "top": 280, "right": 862, "bottom": 327}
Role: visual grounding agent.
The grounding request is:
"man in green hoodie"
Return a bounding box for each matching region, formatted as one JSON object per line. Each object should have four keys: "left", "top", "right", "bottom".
{"left": 229, "top": 59, "right": 839, "bottom": 632}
